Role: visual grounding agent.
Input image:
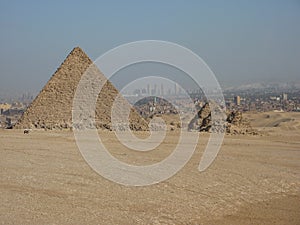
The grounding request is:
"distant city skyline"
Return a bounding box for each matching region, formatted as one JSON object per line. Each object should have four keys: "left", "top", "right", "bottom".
{"left": 0, "top": 1, "right": 300, "bottom": 96}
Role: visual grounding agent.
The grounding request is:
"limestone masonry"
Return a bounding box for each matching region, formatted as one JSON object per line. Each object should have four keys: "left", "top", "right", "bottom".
{"left": 14, "top": 47, "right": 148, "bottom": 130}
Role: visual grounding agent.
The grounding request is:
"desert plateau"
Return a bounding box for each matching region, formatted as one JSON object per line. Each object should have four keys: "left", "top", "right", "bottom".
{"left": 1, "top": 112, "right": 299, "bottom": 224}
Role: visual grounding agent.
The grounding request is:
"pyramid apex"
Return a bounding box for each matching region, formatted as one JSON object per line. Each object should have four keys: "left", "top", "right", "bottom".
{"left": 73, "top": 46, "right": 83, "bottom": 50}
{"left": 66, "top": 46, "right": 92, "bottom": 63}
{"left": 70, "top": 46, "right": 85, "bottom": 53}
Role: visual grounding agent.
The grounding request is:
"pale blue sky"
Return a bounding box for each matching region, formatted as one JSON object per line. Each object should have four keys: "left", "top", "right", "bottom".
{"left": 0, "top": 0, "right": 299, "bottom": 95}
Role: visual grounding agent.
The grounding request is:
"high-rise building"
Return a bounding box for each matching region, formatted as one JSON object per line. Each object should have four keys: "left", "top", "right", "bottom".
{"left": 282, "top": 93, "right": 288, "bottom": 101}
{"left": 178, "top": 87, "right": 182, "bottom": 95}
{"left": 174, "top": 83, "right": 179, "bottom": 95}
{"left": 168, "top": 88, "right": 171, "bottom": 95}
{"left": 161, "top": 84, "right": 164, "bottom": 96}
{"left": 147, "top": 84, "right": 150, "bottom": 95}
{"left": 234, "top": 95, "right": 241, "bottom": 105}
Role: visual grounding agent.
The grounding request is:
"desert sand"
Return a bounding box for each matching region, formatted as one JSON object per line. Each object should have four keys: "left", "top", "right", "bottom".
{"left": 1, "top": 112, "right": 299, "bottom": 224}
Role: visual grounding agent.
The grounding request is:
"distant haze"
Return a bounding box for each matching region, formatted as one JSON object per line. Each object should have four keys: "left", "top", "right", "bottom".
{"left": 0, "top": 1, "right": 300, "bottom": 96}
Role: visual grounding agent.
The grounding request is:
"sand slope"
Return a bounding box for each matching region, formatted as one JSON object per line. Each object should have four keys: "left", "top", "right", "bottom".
{"left": 245, "top": 111, "right": 300, "bottom": 133}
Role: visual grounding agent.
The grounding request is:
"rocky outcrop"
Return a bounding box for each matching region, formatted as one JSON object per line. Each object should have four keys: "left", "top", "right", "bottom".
{"left": 225, "top": 111, "right": 258, "bottom": 135}
{"left": 14, "top": 47, "right": 148, "bottom": 131}
{"left": 188, "top": 102, "right": 258, "bottom": 135}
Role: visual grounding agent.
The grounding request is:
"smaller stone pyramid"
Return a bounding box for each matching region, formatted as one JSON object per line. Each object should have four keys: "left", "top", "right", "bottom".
{"left": 188, "top": 102, "right": 258, "bottom": 135}
{"left": 14, "top": 47, "right": 148, "bottom": 130}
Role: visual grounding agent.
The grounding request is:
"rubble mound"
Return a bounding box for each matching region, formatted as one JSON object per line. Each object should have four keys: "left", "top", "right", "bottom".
{"left": 225, "top": 111, "right": 258, "bottom": 135}
{"left": 14, "top": 47, "right": 148, "bottom": 131}
{"left": 188, "top": 102, "right": 258, "bottom": 135}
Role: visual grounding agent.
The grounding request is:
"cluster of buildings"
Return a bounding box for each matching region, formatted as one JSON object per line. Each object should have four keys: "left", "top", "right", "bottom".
{"left": 129, "top": 86, "right": 300, "bottom": 117}
{"left": 0, "top": 102, "right": 26, "bottom": 128}
{"left": 133, "top": 97, "right": 178, "bottom": 118}
{"left": 131, "top": 83, "right": 184, "bottom": 97}
{"left": 0, "top": 91, "right": 35, "bottom": 128}
{"left": 1, "top": 85, "right": 299, "bottom": 129}
{"left": 224, "top": 91, "right": 300, "bottom": 112}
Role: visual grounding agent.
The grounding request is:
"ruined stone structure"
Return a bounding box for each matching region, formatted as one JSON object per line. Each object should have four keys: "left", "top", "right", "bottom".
{"left": 188, "top": 102, "right": 258, "bottom": 135}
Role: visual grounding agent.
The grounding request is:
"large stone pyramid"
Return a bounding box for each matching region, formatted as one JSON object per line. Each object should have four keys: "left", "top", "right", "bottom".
{"left": 14, "top": 47, "right": 148, "bottom": 130}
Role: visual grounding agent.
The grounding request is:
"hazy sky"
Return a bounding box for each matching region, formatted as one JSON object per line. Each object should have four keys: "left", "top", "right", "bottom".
{"left": 0, "top": 0, "right": 299, "bottom": 95}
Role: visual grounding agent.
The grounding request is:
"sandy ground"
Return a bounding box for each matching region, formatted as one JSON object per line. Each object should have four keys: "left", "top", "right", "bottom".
{"left": 0, "top": 112, "right": 300, "bottom": 224}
